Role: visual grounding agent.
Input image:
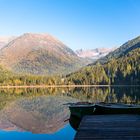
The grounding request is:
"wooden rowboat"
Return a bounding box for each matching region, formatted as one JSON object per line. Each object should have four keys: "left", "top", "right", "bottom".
{"left": 69, "top": 102, "right": 95, "bottom": 118}
{"left": 69, "top": 102, "right": 140, "bottom": 118}
{"left": 94, "top": 103, "right": 140, "bottom": 115}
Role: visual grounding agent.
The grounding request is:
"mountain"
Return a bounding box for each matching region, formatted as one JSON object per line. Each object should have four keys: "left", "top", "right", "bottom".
{"left": 0, "top": 36, "right": 16, "bottom": 49}
{"left": 66, "top": 36, "right": 140, "bottom": 85}
{"left": 76, "top": 47, "right": 115, "bottom": 60}
{"left": 0, "top": 33, "right": 88, "bottom": 75}
{"left": 98, "top": 36, "right": 140, "bottom": 63}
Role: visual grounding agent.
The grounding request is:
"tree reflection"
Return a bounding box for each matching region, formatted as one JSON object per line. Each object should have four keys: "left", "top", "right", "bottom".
{"left": 0, "top": 86, "right": 139, "bottom": 133}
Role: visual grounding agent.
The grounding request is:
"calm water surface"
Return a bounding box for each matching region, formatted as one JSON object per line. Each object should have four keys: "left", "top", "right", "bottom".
{"left": 0, "top": 86, "right": 139, "bottom": 140}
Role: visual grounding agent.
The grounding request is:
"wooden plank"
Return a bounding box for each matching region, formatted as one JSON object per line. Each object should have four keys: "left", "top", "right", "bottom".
{"left": 75, "top": 115, "right": 140, "bottom": 140}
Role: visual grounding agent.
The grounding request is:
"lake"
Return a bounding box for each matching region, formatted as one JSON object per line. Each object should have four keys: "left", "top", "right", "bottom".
{"left": 0, "top": 86, "right": 139, "bottom": 140}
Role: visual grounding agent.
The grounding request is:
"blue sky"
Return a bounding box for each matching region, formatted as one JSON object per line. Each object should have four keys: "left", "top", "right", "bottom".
{"left": 0, "top": 0, "right": 140, "bottom": 50}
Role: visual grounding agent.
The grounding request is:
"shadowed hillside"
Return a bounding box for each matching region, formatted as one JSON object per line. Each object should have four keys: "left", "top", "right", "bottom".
{"left": 97, "top": 36, "right": 140, "bottom": 64}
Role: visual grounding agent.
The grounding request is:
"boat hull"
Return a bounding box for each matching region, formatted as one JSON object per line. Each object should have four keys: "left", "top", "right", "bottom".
{"left": 69, "top": 105, "right": 95, "bottom": 118}
{"left": 94, "top": 104, "right": 140, "bottom": 115}
{"left": 69, "top": 103, "right": 140, "bottom": 118}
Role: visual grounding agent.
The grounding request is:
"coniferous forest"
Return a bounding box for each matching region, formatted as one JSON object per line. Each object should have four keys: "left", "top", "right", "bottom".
{"left": 66, "top": 48, "right": 140, "bottom": 85}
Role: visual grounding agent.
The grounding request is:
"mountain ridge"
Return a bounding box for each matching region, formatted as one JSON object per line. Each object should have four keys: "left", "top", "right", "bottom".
{"left": 97, "top": 36, "right": 140, "bottom": 64}
{"left": 0, "top": 33, "right": 89, "bottom": 75}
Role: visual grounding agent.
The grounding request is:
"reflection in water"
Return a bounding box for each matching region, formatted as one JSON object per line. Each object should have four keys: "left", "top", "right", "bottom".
{"left": 0, "top": 95, "right": 77, "bottom": 134}
{"left": 69, "top": 86, "right": 140, "bottom": 104}
{"left": 69, "top": 115, "right": 81, "bottom": 131}
{"left": 0, "top": 86, "right": 139, "bottom": 139}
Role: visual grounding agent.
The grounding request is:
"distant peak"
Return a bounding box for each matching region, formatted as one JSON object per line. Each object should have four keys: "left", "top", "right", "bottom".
{"left": 75, "top": 47, "right": 116, "bottom": 60}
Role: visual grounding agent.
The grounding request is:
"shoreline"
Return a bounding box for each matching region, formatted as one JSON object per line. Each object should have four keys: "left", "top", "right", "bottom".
{"left": 0, "top": 85, "right": 139, "bottom": 88}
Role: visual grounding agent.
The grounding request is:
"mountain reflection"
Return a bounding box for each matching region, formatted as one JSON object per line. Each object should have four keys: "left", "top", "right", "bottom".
{"left": 0, "top": 86, "right": 139, "bottom": 134}
{"left": 0, "top": 95, "right": 77, "bottom": 134}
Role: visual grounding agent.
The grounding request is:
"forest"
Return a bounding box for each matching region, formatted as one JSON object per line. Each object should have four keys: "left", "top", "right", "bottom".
{"left": 65, "top": 48, "right": 140, "bottom": 85}
{"left": 0, "top": 48, "right": 139, "bottom": 86}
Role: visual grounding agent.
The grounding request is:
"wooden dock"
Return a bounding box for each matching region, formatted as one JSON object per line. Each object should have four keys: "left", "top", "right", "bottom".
{"left": 75, "top": 115, "right": 140, "bottom": 140}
